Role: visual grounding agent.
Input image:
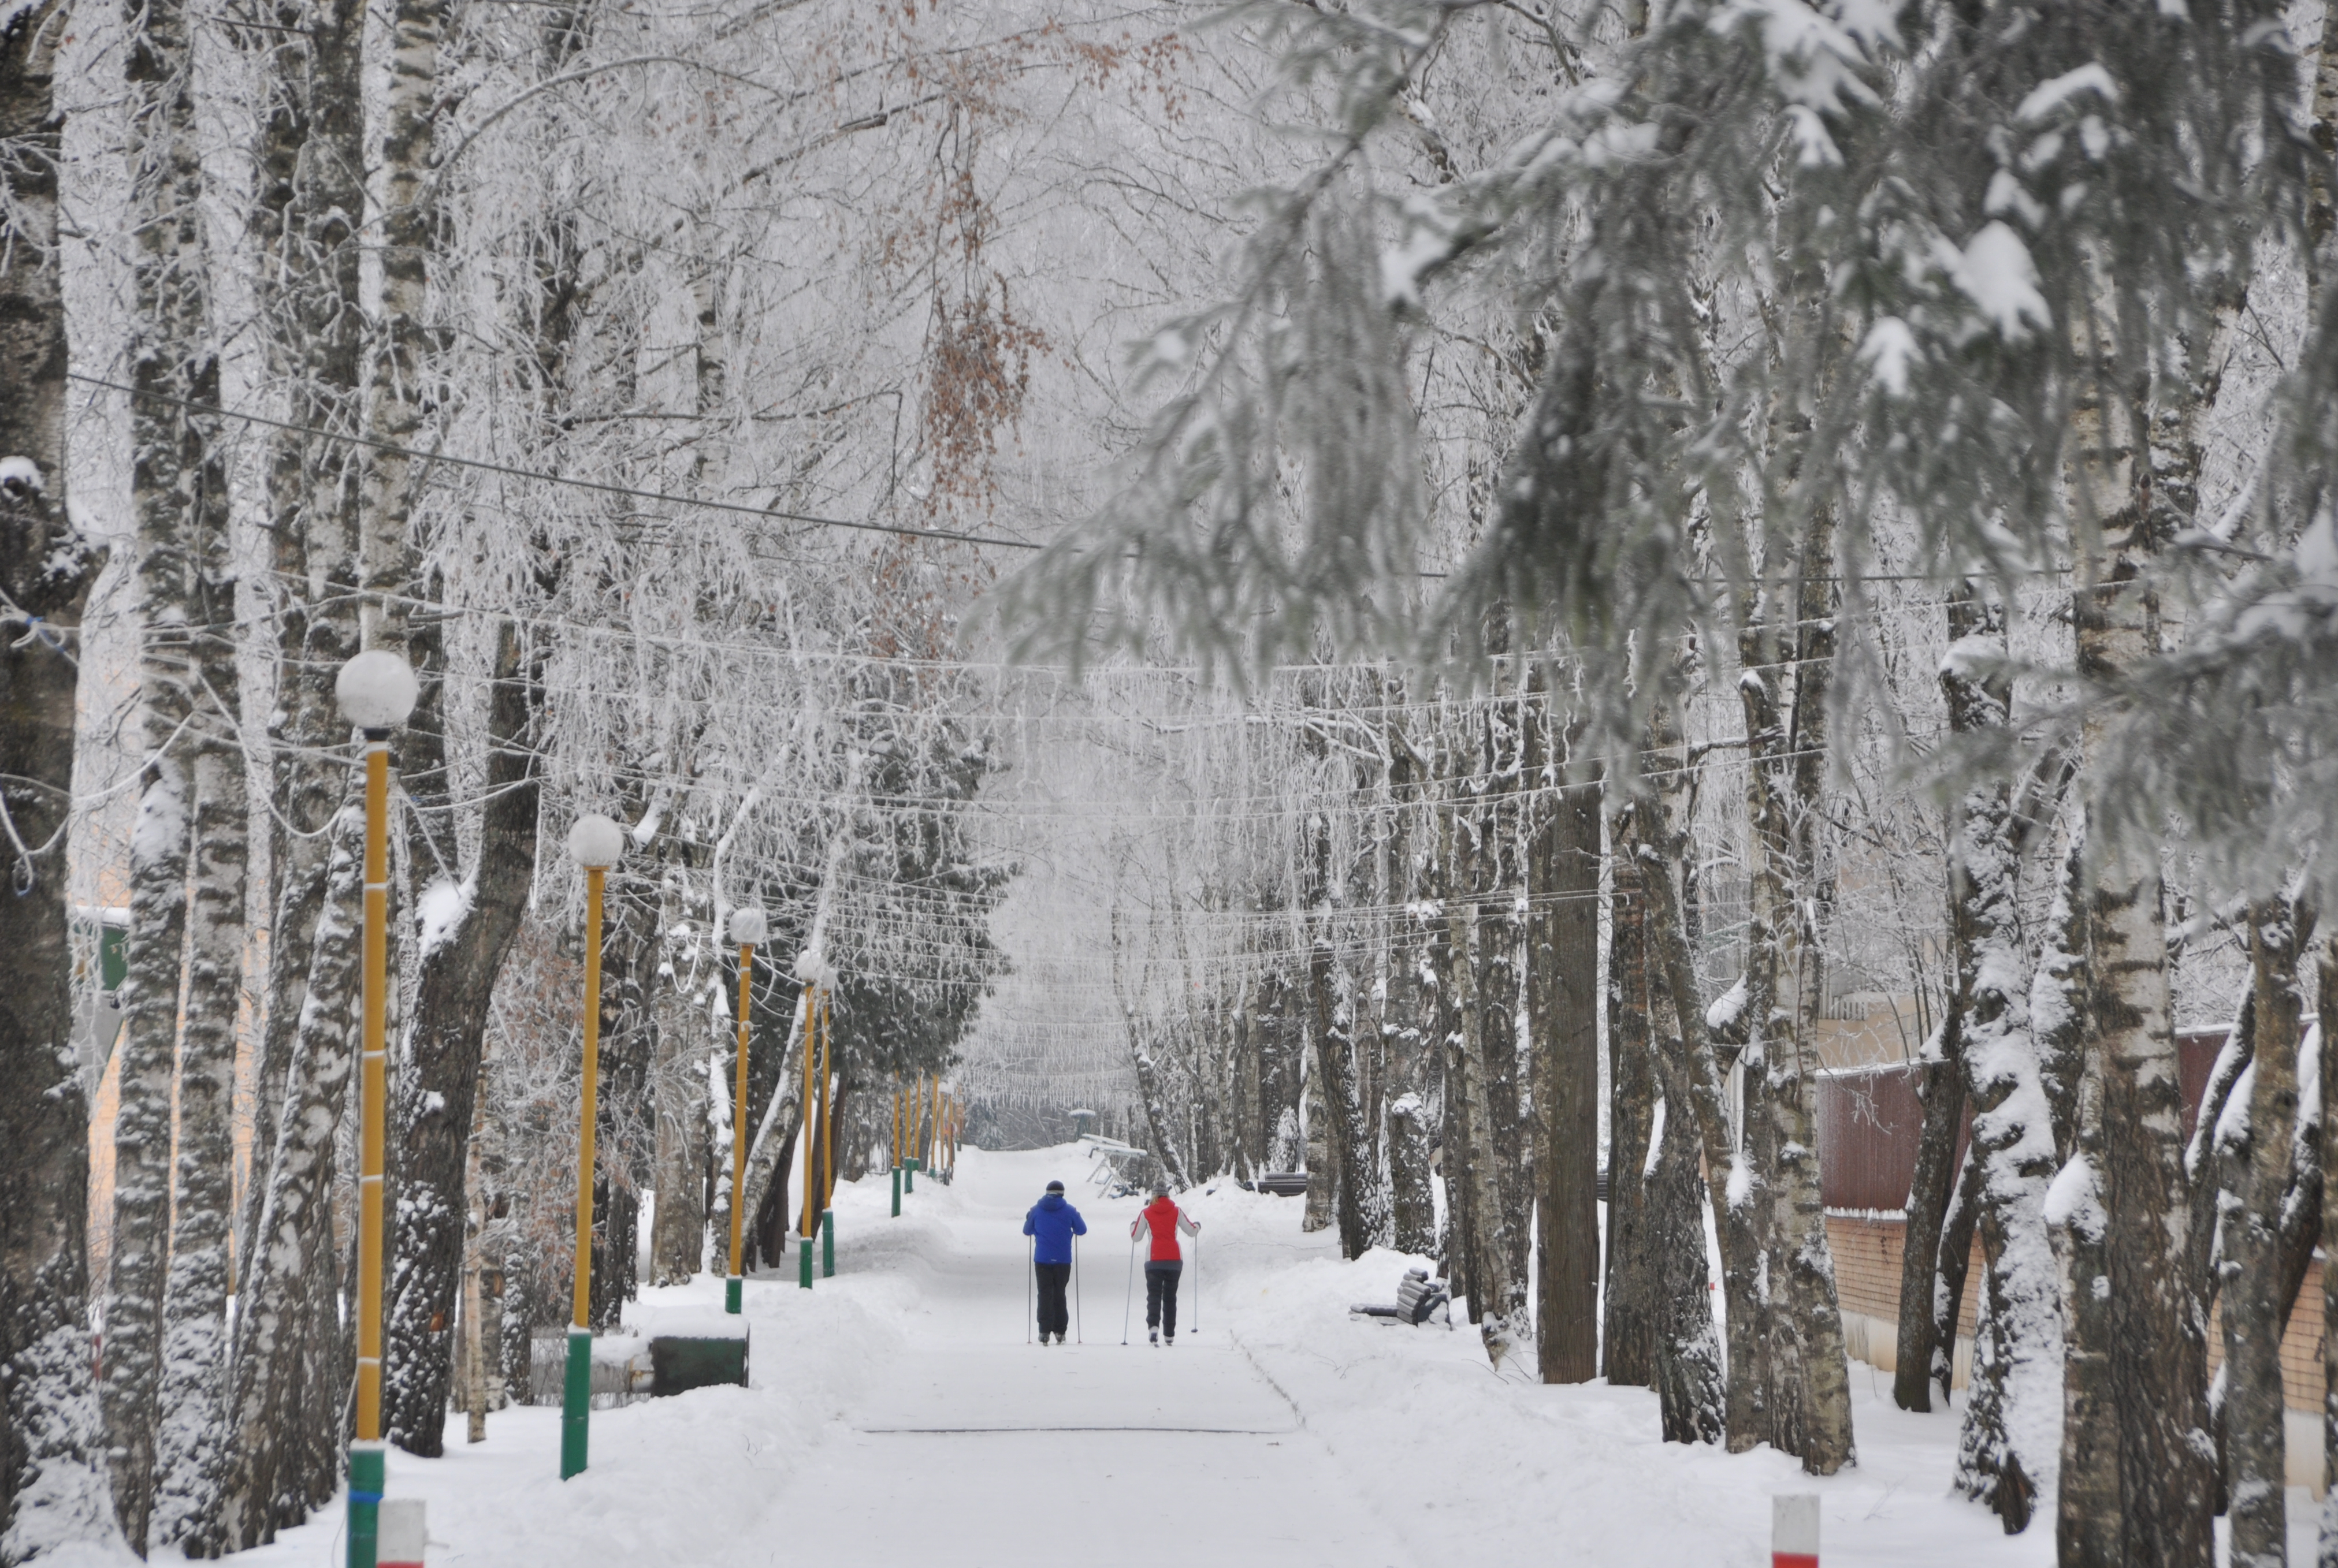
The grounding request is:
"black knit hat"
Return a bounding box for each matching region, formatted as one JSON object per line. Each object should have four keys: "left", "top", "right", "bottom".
{"left": 1046, "top": 1180, "right": 1065, "bottom": 1192}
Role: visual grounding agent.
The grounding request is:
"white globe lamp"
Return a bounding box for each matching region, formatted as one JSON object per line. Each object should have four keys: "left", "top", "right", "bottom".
{"left": 729, "top": 907, "right": 768, "bottom": 946}
{"left": 566, "top": 814, "right": 626, "bottom": 870}
{"left": 336, "top": 650, "right": 419, "bottom": 733}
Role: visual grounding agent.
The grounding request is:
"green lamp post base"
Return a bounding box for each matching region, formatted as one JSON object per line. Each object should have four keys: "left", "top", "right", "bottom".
{"left": 822, "top": 1208, "right": 835, "bottom": 1276}
{"left": 724, "top": 1274, "right": 742, "bottom": 1313}
{"left": 560, "top": 1328, "right": 592, "bottom": 1479}
{"left": 347, "top": 1440, "right": 384, "bottom": 1568}
{"left": 904, "top": 1155, "right": 919, "bottom": 1193}
{"left": 891, "top": 1165, "right": 901, "bottom": 1217}
{"left": 799, "top": 1234, "right": 815, "bottom": 1288}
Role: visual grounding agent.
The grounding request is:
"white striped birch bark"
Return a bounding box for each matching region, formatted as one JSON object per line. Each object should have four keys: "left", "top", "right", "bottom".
{"left": 105, "top": 0, "right": 222, "bottom": 1535}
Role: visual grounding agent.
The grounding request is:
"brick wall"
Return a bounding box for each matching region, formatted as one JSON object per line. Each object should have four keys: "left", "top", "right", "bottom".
{"left": 1827, "top": 1213, "right": 1982, "bottom": 1330}
{"left": 2202, "top": 1256, "right": 2328, "bottom": 1415}
{"left": 1825, "top": 1211, "right": 2326, "bottom": 1417}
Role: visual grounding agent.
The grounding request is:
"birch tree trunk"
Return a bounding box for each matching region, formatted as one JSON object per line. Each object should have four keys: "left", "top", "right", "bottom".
{"left": 591, "top": 913, "right": 653, "bottom": 1327}
{"left": 1940, "top": 588, "right": 2061, "bottom": 1533}
{"left": 1478, "top": 700, "right": 1533, "bottom": 1302}
{"left": 731, "top": 984, "right": 810, "bottom": 1269}
{"left": 1309, "top": 933, "right": 1384, "bottom": 1258}
{"left": 1646, "top": 963, "right": 1727, "bottom": 1444}
{"left": 1300, "top": 1031, "right": 1333, "bottom": 1231}
{"left": 1440, "top": 740, "right": 1522, "bottom": 1362}
{"left": 2190, "top": 994, "right": 2255, "bottom": 1305}
{"left": 241, "top": 0, "right": 366, "bottom": 1268}
{"left": 384, "top": 621, "right": 542, "bottom": 1456}
{"left": 2220, "top": 899, "right": 2313, "bottom": 1567}
{"left": 2068, "top": 401, "right": 2214, "bottom": 1563}
{"left": 219, "top": 804, "right": 364, "bottom": 1547}
{"left": 105, "top": 0, "right": 226, "bottom": 1530}
{"left": 0, "top": 6, "right": 116, "bottom": 1550}
{"left": 362, "top": 0, "right": 453, "bottom": 650}
{"left": 460, "top": 1083, "right": 490, "bottom": 1442}
{"left": 2088, "top": 793, "right": 2211, "bottom": 1563}
{"left": 1779, "top": 564, "right": 1854, "bottom": 1476}
{"left": 151, "top": 571, "right": 244, "bottom": 1556}
{"left": 1736, "top": 534, "right": 1854, "bottom": 1476}
{"left": 1626, "top": 713, "right": 1769, "bottom": 1449}
{"left": 2037, "top": 820, "right": 2116, "bottom": 1567}
{"left": 1894, "top": 1003, "right": 1964, "bottom": 1413}
{"left": 1933, "top": 1144, "right": 1981, "bottom": 1406}
{"left": 651, "top": 866, "right": 711, "bottom": 1285}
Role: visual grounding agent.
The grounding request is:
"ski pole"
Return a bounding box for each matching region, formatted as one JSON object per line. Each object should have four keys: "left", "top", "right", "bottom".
{"left": 1074, "top": 1235, "right": 1083, "bottom": 1344}
{"left": 1027, "top": 1235, "right": 1034, "bottom": 1345}
{"left": 1121, "top": 1235, "right": 1136, "bottom": 1345}
{"left": 1191, "top": 1231, "right": 1199, "bottom": 1335}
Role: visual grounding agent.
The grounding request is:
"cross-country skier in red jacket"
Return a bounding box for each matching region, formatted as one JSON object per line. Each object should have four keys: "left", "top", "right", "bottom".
{"left": 1131, "top": 1180, "right": 1199, "bottom": 1345}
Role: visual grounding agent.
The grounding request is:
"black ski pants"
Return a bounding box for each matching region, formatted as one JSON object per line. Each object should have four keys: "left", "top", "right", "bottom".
{"left": 1144, "top": 1260, "right": 1183, "bottom": 1337}
{"left": 1035, "top": 1261, "right": 1071, "bottom": 1338}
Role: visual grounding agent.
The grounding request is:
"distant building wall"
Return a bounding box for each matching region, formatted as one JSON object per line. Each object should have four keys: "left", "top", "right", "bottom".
{"left": 1811, "top": 1025, "right": 2326, "bottom": 1489}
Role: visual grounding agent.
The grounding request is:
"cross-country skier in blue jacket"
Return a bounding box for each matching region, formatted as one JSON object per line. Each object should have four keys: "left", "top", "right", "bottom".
{"left": 1023, "top": 1180, "right": 1086, "bottom": 1344}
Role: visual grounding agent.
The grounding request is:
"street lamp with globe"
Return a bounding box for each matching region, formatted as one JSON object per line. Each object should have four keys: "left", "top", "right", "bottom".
{"left": 334, "top": 650, "right": 417, "bottom": 1568}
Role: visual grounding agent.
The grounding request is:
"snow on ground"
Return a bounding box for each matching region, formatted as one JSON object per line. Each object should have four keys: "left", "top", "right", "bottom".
{"left": 188, "top": 1144, "right": 2293, "bottom": 1566}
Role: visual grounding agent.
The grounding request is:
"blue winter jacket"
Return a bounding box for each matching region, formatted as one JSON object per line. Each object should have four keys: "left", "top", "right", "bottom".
{"left": 1023, "top": 1192, "right": 1087, "bottom": 1265}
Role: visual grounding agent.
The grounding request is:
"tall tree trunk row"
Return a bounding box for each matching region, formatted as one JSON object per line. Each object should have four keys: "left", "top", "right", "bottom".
{"left": 0, "top": 1, "right": 115, "bottom": 1550}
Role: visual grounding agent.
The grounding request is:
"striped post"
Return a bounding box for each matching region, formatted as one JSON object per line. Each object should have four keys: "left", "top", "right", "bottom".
{"left": 1773, "top": 1495, "right": 1819, "bottom": 1568}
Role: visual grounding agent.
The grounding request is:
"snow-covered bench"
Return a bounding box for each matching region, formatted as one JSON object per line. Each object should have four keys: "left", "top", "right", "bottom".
{"left": 1080, "top": 1134, "right": 1159, "bottom": 1196}
{"left": 1349, "top": 1267, "right": 1451, "bottom": 1327}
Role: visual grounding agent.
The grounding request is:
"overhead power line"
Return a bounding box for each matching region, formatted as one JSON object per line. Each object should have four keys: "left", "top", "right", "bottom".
{"left": 67, "top": 371, "right": 1047, "bottom": 554}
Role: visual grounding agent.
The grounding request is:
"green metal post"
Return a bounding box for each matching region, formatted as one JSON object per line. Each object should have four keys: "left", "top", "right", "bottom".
{"left": 347, "top": 1442, "right": 383, "bottom": 1568}
{"left": 891, "top": 1165, "right": 901, "bottom": 1217}
{"left": 904, "top": 1154, "right": 917, "bottom": 1193}
{"left": 822, "top": 1208, "right": 835, "bottom": 1277}
{"left": 724, "top": 1275, "right": 742, "bottom": 1313}
{"left": 560, "top": 1329, "right": 591, "bottom": 1478}
{"left": 799, "top": 1233, "right": 815, "bottom": 1288}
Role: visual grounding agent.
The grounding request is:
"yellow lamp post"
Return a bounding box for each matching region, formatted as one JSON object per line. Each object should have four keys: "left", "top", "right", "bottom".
{"left": 816, "top": 988, "right": 835, "bottom": 1276}
{"left": 562, "top": 814, "right": 626, "bottom": 1480}
{"left": 724, "top": 908, "right": 767, "bottom": 1313}
{"left": 334, "top": 650, "right": 418, "bottom": 1568}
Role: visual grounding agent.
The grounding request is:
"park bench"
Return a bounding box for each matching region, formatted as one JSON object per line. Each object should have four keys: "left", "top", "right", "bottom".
{"left": 1349, "top": 1267, "right": 1451, "bottom": 1327}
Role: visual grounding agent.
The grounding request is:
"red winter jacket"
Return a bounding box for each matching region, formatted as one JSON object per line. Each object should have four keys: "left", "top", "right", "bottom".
{"left": 1132, "top": 1195, "right": 1198, "bottom": 1262}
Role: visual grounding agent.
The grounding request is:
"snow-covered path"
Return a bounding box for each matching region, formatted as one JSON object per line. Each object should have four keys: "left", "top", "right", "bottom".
{"left": 752, "top": 1154, "right": 1402, "bottom": 1566}
{"left": 214, "top": 1143, "right": 2157, "bottom": 1567}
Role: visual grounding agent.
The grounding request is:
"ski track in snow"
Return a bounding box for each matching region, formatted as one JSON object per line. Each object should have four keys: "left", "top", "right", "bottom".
{"left": 196, "top": 1144, "right": 2321, "bottom": 1566}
